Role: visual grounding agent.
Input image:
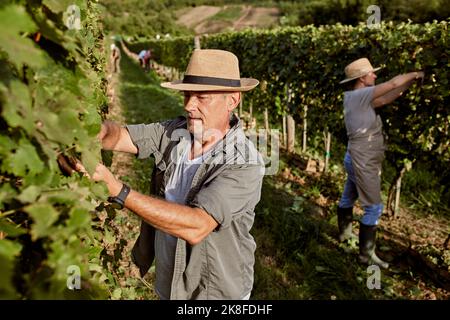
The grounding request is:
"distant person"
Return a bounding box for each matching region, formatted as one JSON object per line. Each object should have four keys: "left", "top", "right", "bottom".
{"left": 337, "top": 57, "right": 424, "bottom": 269}
{"left": 110, "top": 43, "right": 121, "bottom": 73}
{"left": 138, "top": 49, "right": 152, "bottom": 72}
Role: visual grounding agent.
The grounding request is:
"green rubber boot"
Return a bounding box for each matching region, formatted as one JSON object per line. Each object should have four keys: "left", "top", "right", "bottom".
{"left": 337, "top": 206, "right": 356, "bottom": 242}
{"left": 358, "top": 223, "right": 389, "bottom": 269}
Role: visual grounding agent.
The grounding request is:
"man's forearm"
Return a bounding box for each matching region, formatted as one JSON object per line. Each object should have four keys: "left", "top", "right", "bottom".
{"left": 373, "top": 71, "right": 423, "bottom": 102}
{"left": 102, "top": 171, "right": 215, "bottom": 245}
{"left": 99, "top": 121, "right": 137, "bottom": 153}
{"left": 100, "top": 121, "right": 122, "bottom": 150}
{"left": 378, "top": 82, "right": 412, "bottom": 105}
{"left": 390, "top": 72, "right": 420, "bottom": 89}
{"left": 124, "top": 190, "right": 218, "bottom": 245}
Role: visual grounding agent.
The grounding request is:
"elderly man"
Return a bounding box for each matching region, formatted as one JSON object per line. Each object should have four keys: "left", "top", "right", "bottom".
{"left": 86, "top": 49, "right": 263, "bottom": 299}
{"left": 337, "top": 57, "right": 424, "bottom": 269}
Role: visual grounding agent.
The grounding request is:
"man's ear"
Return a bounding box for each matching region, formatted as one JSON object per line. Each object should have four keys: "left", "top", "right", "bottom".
{"left": 227, "top": 92, "right": 241, "bottom": 112}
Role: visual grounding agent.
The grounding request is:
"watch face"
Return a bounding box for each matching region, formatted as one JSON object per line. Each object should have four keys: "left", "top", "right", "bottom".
{"left": 109, "top": 202, "right": 123, "bottom": 210}
{"left": 107, "top": 197, "right": 123, "bottom": 210}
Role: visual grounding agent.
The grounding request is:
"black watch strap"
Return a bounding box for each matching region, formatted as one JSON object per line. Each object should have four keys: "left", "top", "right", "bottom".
{"left": 108, "top": 184, "right": 130, "bottom": 208}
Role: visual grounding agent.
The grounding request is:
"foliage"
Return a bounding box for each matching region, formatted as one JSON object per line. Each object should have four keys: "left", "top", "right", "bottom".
{"left": 99, "top": 0, "right": 192, "bottom": 40}
{"left": 128, "top": 20, "right": 450, "bottom": 211}
{"left": 0, "top": 0, "right": 110, "bottom": 298}
{"left": 100, "top": 0, "right": 449, "bottom": 41}
{"left": 279, "top": 0, "right": 450, "bottom": 27}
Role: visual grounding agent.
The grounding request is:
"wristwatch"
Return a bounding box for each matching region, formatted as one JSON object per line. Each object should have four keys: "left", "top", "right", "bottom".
{"left": 107, "top": 184, "right": 130, "bottom": 209}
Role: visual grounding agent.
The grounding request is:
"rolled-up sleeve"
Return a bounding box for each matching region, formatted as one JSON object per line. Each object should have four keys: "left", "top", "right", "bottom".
{"left": 359, "top": 86, "right": 375, "bottom": 110}
{"left": 190, "top": 164, "right": 263, "bottom": 231}
{"left": 126, "top": 122, "right": 166, "bottom": 159}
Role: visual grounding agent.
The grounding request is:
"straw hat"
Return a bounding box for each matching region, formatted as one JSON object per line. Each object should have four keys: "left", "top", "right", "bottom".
{"left": 339, "top": 58, "right": 382, "bottom": 84}
{"left": 161, "top": 49, "right": 259, "bottom": 91}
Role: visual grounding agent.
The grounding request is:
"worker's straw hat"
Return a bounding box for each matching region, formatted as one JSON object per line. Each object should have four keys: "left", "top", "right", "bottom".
{"left": 161, "top": 49, "right": 259, "bottom": 91}
{"left": 340, "top": 58, "right": 382, "bottom": 84}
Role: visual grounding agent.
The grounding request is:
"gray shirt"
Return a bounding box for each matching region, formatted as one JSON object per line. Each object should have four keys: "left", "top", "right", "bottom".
{"left": 343, "top": 86, "right": 383, "bottom": 143}
{"left": 155, "top": 143, "right": 209, "bottom": 300}
{"left": 126, "top": 115, "right": 264, "bottom": 299}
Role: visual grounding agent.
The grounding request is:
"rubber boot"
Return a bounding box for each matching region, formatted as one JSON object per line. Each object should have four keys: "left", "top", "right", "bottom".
{"left": 358, "top": 223, "right": 389, "bottom": 269}
{"left": 337, "top": 206, "right": 355, "bottom": 242}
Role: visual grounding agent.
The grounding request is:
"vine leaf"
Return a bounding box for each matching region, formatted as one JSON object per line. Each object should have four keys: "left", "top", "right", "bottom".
{"left": 0, "top": 239, "right": 22, "bottom": 297}
{"left": 0, "top": 220, "right": 26, "bottom": 237}
{"left": 1, "top": 81, "right": 35, "bottom": 134}
{"left": 42, "top": 0, "right": 75, "bottom": 14}
{"left": 67, "top": 207, "right": 91, "bottom": 231}
{"left": 25, "top": 203, "right": 59, "bottom": 240}
{"left": 0, "top": 5, "right": 45, "bottom": 69}
{"left": 17, "top": 185, "right": 41, "bottom": 204}
{"left": 8, "top": 139, "right": 44, "bottom": 177}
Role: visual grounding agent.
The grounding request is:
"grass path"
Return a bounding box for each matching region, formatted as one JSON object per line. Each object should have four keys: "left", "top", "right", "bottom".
{"left": 103, "top": 46, "right": 182, "bottom": 300}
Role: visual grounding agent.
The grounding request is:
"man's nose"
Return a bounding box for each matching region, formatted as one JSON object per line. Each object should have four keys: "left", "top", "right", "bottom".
{"left": 184, "top": 96, "right": 198, "bottom": 112}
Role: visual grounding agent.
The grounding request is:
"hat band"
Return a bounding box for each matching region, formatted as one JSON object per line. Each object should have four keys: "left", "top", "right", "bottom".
{"left": 183, "top": 75, "right": 241, "bottom": 87}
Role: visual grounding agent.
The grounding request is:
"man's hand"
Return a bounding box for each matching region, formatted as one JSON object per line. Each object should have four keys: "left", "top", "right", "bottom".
{"left": 75, "top": 161, "right": 122, "bottom": 197}
{"left": 415, "top": 71, "right": 425, "bottom": 86}
{"left": 415, "top": 71, "right": 425, "bottom": 79}
{"left": 97, "top": 120, "right": 138, "bottom": 154}
{"left": 92, "top": 163, "right": 123, "bottom": 197}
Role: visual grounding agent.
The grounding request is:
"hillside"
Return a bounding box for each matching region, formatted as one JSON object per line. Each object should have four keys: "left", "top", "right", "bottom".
{"left": 175, "top": 5, "right": 281, "bottom": 34}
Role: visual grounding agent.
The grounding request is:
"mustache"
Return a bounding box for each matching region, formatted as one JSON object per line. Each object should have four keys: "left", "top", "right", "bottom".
{"left": 187, "top": 114, "right": 203, "bottom": 120}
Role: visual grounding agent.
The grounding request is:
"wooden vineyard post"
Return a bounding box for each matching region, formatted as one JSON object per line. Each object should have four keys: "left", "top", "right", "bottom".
{"left": 324, "top": 130, "right": 331, "bottom": 173}
{"left": 283, "top": 86, "right": 292, "bottom": 149}
{"left": 287, "top": 115, "right": 295, "bottom": 153}
{"left": 194, "top": 36, "right": 201, "bottom": 49}
{"left": 302, "top": 105, "right": 308, "bottom": 153}
{"left": 394, "top": 169, "right": 405, "bottom": 217}
{"left": 387, "top": 161, "right": 412, "bottom": 216}
{"left": 264, "top": 108, "right": 269, "bottom": 141}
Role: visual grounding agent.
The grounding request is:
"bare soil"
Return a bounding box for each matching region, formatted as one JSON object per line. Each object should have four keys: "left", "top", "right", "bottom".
{"left": 233, "top": 6, "right": 280, "bottom": 31}
{"left": 176, "top": 5, "right": 281, "bottom": 35}
{"left": 176, "top": 5, "right": 221, "bottom": 29}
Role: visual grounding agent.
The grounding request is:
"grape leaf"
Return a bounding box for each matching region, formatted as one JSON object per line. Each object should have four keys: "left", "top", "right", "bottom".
{"left": 0, "top": 238, "right": 22, "bottom": 257}
{"left": 0, "top": 239, "right": 22, "bottom": 298}
{"left": 0, "top": 80, "right": 35, "bottom": 134}
{"left": 0, "top": 219, "right": 26, "bottom": 237}
{"left": 25, "top": 203, "right": 59, "bottom": 240}
{"left": 6, "top": 139, "right": 44, "bottom": 177}
{"left": 17, "top": 185, "right": 41, "bottom": 203}
{"left": 67, "top": 207, "right": 90, "bottom": 231}
{"left": 0, "top": 6, "right": 45, "bottom": 69}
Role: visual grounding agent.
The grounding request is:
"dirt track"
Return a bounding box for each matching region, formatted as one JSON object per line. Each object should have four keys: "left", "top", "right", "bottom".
{"left": 177, "top": 5, "right": 280, "bottom": 35}
{"left": 176, "top": 5, "right": 221, "bottom": 29}
{"left": 234, "top": 6, "right": 280, "bottom": 30}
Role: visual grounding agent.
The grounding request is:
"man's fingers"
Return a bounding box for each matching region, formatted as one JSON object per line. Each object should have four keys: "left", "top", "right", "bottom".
{"left": 74, "top": 160, "right": 91, "bottom": 179}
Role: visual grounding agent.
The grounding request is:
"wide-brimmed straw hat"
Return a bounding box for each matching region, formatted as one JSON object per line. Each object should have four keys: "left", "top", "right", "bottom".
{"left": 161, "top": 49, "right": 259, "bottom": 91}
{"left": 339, "top": 58, "right": 382, "bottom": 84}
